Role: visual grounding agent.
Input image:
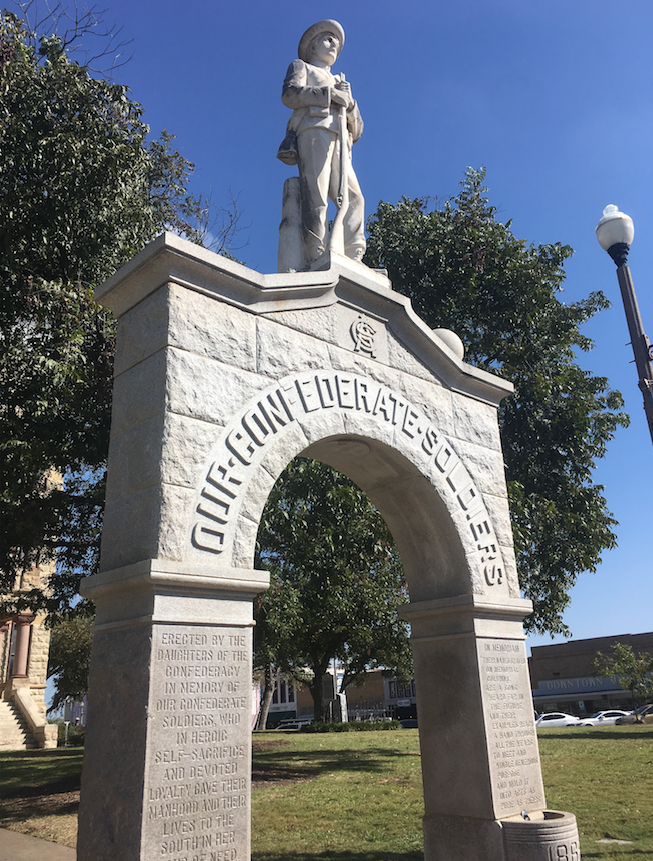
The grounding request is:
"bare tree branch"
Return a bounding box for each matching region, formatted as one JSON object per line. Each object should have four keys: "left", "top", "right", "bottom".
{"left": 9, "top": 0, "right": 133, "bottom": 75}
{"left": 195, "top": 189, "right": 251, "bottom": 258}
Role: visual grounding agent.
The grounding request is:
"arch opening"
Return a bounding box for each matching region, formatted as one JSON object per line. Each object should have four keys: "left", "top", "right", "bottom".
{"left": 302, "top": 435, "right": 471, "bottom": 606}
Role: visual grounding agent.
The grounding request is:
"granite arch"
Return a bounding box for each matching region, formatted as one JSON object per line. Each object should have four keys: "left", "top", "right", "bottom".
{"left": 77, "top": 236, "right": 578, "bottom": 861}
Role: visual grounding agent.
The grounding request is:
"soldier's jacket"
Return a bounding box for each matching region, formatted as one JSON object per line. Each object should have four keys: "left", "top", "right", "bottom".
{"left": 281, "top": 59, "right": 363, "bottom": 143}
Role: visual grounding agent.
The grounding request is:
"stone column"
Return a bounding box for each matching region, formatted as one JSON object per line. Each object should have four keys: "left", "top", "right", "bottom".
{"left": 0, "top": 622, "right": 11, "bottom": 689}
{"left": 401, "top": 594, "right": 546, "bottom": 861}
{"left": 77, "top": 560, "right": 269, "bottom": 861}
{"left": 11, "top": 614, "right": 35, "bottom": 679}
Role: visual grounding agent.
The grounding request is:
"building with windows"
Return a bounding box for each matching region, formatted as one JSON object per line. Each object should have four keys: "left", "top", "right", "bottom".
{"left": 529, "top": 631, "right": 653, "bottom": 716}
{"left": 385, "top": 676, "right": 417, "bottom": 720}
{"left": 1, "top": 563, "right": 58, "bottom": 749}
{"left": 263, "top": 668, "right": 416, "bottom": 726}
{"left": 266, "top": 676, "right": 298, "bottom": 725}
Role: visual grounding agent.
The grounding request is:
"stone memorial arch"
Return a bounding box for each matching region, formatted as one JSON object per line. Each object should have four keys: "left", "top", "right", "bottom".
{"left": 77, "top": 235, "right": 580, "bottom": 861}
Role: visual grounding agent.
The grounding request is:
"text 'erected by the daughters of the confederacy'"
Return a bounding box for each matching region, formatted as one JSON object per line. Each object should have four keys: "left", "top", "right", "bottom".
{"left": 144, "top": 625, "right": 252, "bottom": 861}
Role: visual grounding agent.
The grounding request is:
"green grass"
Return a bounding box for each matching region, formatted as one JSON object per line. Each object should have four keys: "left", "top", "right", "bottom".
{"left": 0, "top": 748, "right": 83, "bottom": 797}
{"left": 252, "top": 727, "right": 653, "bottom": 860}
{"left": 251, "top": 731, "right": 424, "bottom": 861}
{"left": 1, "top": 727, "right": 652, "bottom": 860}
{"left": 536, "top": 725, "right": 653, "bottom": 859}
{"left": 0, "top": 748, "right": 83, "bottom": 847}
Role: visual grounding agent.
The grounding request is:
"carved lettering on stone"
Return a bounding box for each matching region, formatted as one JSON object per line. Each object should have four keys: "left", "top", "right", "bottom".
{"left": 143, "top": 625, "right": 252, "bottom": 861}
{"left": 478, "top": 638, "right": 546, "bottom": 817}
{"left": 190, "top": 371, "right": 506, "bottom": 591}
{"left": 350, "top": 315, "right": 377, "bottom": 357}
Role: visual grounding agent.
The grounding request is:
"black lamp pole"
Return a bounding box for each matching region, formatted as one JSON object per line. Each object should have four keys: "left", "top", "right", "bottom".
{"left": 597, "top": 205, "right": 653, "bottom": 445}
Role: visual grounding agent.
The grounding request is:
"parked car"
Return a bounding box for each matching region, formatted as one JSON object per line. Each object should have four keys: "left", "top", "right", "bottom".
{"left": 577, "top": 710, "right": 632, "bottom": 727}
{"left": 535, "top": 712, "right": 581, "bottom": 728}
{"left": 275, "top": 717, "right": 313, "bottom": 730}
{"left": 615, "top": 704, "right": 653, "bottom": 725}
{"left": 399, "top": 718, "right": 418, "bottom": 729}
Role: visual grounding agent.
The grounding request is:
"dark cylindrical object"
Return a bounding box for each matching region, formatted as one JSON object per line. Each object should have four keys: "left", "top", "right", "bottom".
{"left": 616, "top": 264, "right": 653, "bottom": 445}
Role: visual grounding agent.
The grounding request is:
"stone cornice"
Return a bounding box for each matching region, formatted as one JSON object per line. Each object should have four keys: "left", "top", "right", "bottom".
{"left": 96, "top": 232, "right": 514, "bottom": 407}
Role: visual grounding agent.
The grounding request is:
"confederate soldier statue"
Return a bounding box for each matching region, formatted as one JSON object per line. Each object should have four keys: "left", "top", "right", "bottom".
{"left": 277, "top": 20, "right": 366, "bottom": 270}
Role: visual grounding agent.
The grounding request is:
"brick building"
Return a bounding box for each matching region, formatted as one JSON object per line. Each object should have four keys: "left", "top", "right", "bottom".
{"left": 529, "top": 631, "right": 653, "bottom": 716}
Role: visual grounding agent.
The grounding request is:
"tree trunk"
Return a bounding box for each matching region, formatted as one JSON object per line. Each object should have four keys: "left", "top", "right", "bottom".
{"left": 255, "top": 662, "right": 276, "bottom": 731}
{"left": 309, "top": 678, "right": 324, "bottom": 723}
{"left": 310, "top": 664, "right": 336, "bottom": 722}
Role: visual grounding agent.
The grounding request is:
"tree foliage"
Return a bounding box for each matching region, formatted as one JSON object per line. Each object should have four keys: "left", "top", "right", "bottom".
{"left": 364, "top": 169, "right": 628, "bottom": 634}
{"left": 0, "top": 13, "right": 237, "bottom": 616}
{"left": 593, "top": 643, "right": 653, "bottom": 707}
{"left": 255, "top": 458, "right": 412, "bottom": 722}
{"left": 47, "top": 613, "right": 93, "bottom": 710}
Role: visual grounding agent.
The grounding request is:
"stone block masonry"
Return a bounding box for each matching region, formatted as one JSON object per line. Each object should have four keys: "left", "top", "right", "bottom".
{"left": 77, "top": 235, "right": 579, "bottom": 861}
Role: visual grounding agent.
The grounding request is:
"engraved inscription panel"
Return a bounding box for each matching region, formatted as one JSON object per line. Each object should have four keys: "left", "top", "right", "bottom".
{"left": 143, "top": 624, "right": 252, "bottom": 861}
{"left": 478, "top": 638, "right": 545, "bottom": 817}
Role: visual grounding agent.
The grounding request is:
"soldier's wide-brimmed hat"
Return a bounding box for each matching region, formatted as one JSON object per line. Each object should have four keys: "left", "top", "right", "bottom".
{"left": 298, "top": 19, "right": 345, "bottom": 62}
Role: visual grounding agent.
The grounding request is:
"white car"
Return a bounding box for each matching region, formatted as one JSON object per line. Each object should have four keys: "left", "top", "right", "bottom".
{"left": 535, "top": 712, "right": 581, "bottom": 727}
{"left": 275, "top": 717, "right": 313, "bottom": 730}
{"left": 577, "top": 709, "right": 633, "bottom": 727}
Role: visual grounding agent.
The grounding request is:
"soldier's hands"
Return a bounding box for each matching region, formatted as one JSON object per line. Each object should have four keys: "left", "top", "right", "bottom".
{"left": 331, "top": 81, "right": 353, "bottom": 110}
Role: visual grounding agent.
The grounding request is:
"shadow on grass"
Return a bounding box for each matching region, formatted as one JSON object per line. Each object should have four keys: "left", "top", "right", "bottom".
{"left": 582, "top": 851, "right": 652, "bottom": 858}
{"left": 0, "top": 791, "right": 79, "bottom": 824}
{"left": 538, "top": 727, "right": 653, "bottom": 742}
{"left": 0, "top": 749, "right": 83, "bottom": 800}
{"left": 253, "top": 746, "right": 420, "bottom": 779}
{"left": 2, "top": 772, "right": 81, "bottom": 799}
{"left": 252, "top": 853, "right": 423, "bottom": 861}
{"left": 253, "top": 762, "right": 316, "bottom": 787}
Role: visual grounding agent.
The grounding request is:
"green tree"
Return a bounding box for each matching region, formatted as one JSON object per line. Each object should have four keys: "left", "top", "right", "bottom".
{"left": 252, "top": 576, "right": 303, "bottom": 730}
{"left": 0, "top": 12, "right": 236, "bottom": 617}
{"left": 364, "top": 169, "right": 628, "bottom": 634}
{"left": 255, "top": 458, "right": 412, "bottom": 723}
{"left": 593, "top": 643, "right": 653, "bottom": 708}
{"left": 47, "top": 613, "right": 94, "bottom": 710}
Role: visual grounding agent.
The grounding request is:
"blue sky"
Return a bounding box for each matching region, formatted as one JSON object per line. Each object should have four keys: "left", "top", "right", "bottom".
{"left": 56, "top": 0, "right": 653, "bottom": 652}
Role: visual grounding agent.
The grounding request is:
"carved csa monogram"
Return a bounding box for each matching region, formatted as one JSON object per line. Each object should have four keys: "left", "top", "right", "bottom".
{"left": 350, "top": 315, "right": 377, "bottom": 357}
{"left": 190, "top": 371, "right": 505, "bottom": 591}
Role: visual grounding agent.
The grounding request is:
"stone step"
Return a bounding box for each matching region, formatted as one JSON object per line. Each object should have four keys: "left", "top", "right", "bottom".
{"left": 0, "top": 699, "right": 37, "bottom": 750}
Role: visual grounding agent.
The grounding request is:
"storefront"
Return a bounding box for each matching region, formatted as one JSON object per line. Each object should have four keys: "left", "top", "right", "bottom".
{"left": 531, "top": 674, "right": 632, "bottom": 716}
{"left": 529, "top": 631, "right": 653, "bottom": 716}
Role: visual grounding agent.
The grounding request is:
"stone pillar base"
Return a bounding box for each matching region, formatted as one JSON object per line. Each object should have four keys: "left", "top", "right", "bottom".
{"left": 424, "top": 811, "right": 581, "bottom": 861}
{"left": 35, "top": 722, "right": 59, "bottom": 749}
{"left": 77, "top": 559, "right": 269, "bottom": 861}
{"left": 424, "top": 813, "right": 505, "bottom": 861}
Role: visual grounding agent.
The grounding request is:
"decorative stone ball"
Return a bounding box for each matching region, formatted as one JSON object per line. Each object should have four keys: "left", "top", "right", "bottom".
{"left": 433, "top": 328, "right": 465, "bottom": 361}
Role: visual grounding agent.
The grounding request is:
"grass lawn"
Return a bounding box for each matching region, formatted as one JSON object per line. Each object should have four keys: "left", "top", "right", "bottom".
{"left": 536, "top": 726, "right": 653, "bottom": 859}
{"left": 251, "top": 732, "right": 424, "bottom": 861}
{"left": 0, "top": 747, "right": 82, "bottom": 847}
{"left": 1, "top": 726, "right": 652, "bottom": 859}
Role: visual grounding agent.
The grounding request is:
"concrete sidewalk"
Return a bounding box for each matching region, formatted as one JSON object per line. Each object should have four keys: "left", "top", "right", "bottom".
{"left": 0, "top": 828, "right": 75, "bottom": 860}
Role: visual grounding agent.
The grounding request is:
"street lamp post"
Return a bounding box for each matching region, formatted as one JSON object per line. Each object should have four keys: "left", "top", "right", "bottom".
{"left": 596, "top": 204, "right": 653, "bottom": 445}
